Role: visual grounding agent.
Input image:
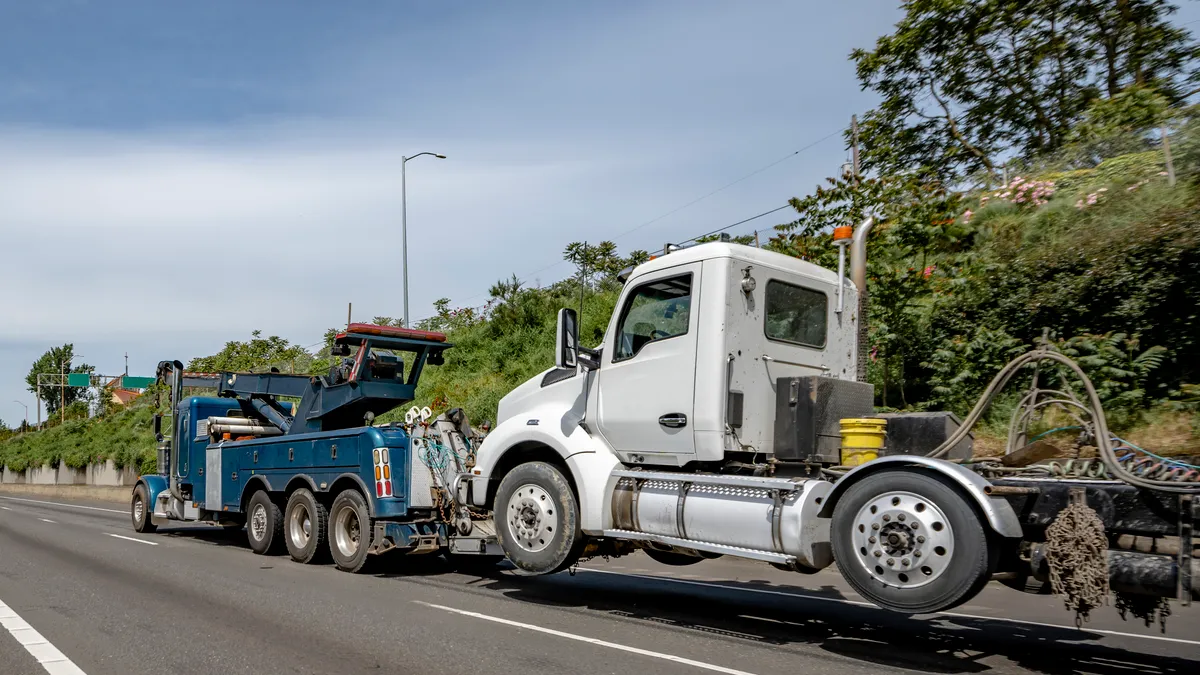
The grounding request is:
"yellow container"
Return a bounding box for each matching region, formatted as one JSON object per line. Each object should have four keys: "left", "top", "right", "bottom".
{"left": 839, "top": 418, "right": 887, "bottom": 467}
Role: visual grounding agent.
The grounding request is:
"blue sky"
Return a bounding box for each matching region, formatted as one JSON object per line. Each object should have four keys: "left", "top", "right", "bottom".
{"left": 2, "top": 1, "right": 1196, "bottom": 426}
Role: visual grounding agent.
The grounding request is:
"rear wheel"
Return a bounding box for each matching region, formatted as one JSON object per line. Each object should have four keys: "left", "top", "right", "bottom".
{"left": 246, "top": 490, "right": 284, "bottom": 555}
{"left": 495, "top": 462, "right": 584, "bottom": 575}
{"left": 130, "top": 484, "right": 157, "bottom": 534}
{"left": 830, "top": 469, "right": 994, "bottom": 614}
{"left": 284, "top": 488, "right": 329, "bottom": 564}
{"left": 329, "top": 489, "right": 372, "bottom": 573}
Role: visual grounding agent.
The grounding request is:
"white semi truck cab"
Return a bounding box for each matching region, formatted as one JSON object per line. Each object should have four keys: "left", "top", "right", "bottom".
{"left": 462, "top": 222, "right": 1198, "bottom": 617}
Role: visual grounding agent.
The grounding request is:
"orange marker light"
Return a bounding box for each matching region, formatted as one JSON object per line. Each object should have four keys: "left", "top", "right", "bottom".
{"left": 833, "top": 225, "right": 854, "bottom": 241}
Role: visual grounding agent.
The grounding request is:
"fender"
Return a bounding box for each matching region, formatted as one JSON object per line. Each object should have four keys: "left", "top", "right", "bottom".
{"left": 330, "top": 472, "right": 376, "bottom": 516}
{"left": 238, "top": 474, "right": 276, "bottom": 509}
{"left": 819, "top": 456, "right": 1023, "bottom": 539}
{"left": 136, "top": 475, "right": 168, "bottom": 508}
{"left": 283, "top": 474, "right": 319, "bottom": 494}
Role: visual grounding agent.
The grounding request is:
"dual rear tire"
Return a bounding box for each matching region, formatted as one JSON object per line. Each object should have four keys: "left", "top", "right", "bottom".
{"left": 244, "top": 488, "right": 371, "bottom": 573}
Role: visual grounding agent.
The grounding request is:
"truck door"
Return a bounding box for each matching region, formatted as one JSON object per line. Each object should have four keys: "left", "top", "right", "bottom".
{"left": 597, "top": 264, "right": 699, "bottom": 457}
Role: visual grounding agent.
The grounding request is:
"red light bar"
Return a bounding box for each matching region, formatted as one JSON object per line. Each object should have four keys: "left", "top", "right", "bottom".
{"left": 339, "top": 323, "right": 447, "bottom": 342}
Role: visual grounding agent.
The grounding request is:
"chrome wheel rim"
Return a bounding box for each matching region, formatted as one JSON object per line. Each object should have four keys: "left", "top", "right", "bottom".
{"left": 851, "top": 490, "right": 954, "bottom": 589}
{"left": 506, "top": 483, "right": 556, "bottom": 554}
{"left": 333, "top": 505, "right": 360, "bottom": 558}
{"left": 289, "top": 503, "right": 312, "bottom": 548}
{"left": 250, "top": 503, "right": 268, "bottom": 541}
{"left": 132, "top": 495, "right": 144, "bottom": 524}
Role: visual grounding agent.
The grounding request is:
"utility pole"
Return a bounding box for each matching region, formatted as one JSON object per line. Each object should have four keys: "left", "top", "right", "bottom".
{"left": 347, "top": 302, "right": 352, "bottom": 327}
{"left": 754, "top": 231, "right": 761, "bottom": 248}
{"left": 124, "top": 352, "right": 129, "bottom": 377}
{"left": 1161, "top": 126, "right": 1177, "bottom": 187}
{"left": 60, "top": 358, "right": 65, "bottom": 424}
{"left": 850, "top": 114, "right": 860, "bottom": 186}
{"left": 578, "top": 241, "right": 587, "bottom": 328}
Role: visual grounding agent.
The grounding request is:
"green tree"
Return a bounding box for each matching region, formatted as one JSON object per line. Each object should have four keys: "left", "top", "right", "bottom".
{"left": 25, "top": 344, "right": 95, "bottom": 415}
{"left": 188, "top": 330, "right": 307, "bottom": 373}
{"left": 853, "top": 0, "right": 1198, "bottom": 181}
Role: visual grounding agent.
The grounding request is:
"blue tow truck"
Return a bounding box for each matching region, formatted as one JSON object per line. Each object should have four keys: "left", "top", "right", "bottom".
{"left": 130, "top": 322, "right": 500, "bottom": 572}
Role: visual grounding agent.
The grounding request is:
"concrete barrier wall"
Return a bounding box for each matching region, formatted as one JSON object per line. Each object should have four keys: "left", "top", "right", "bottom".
{"left": 1, "top": 461, "right": 140, "bottom": 489}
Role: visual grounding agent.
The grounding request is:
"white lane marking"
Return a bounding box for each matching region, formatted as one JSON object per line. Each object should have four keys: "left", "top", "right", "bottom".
{"left": 417, "top": 601, "right": 758, "bottom": 675}
{"left": 577, "top": 568, "right": 1200, "bottom": 647}
{"left": 0, "top": 598, "right": 87, "bottom": 674}
{"left": 0, "top": 495, "right": 125, "bottom": 515}
{"left": 39, "top": 519, "right": 57, "bottom": 524}
{"left": 106, "top": 533, "right": 158, "bottom": 546}
{"left": 0, "top": 506, "right": 11, "bottom": 510}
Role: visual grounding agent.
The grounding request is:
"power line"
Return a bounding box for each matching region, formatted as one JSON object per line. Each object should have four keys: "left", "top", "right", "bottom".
{"left": 610, "top": 127, "right": 844, "bottom": 243}
{"left": 676, "top": 204, "right": 792, "bottom": 246}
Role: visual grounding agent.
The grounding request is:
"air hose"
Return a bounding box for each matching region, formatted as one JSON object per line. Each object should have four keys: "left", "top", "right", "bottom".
{"left": 925, "top": 349, "right": 1200, "bottom": 494}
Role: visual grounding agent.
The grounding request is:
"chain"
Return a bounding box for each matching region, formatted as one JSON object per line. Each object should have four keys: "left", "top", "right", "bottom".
{"left": 1045, "top": 496, "right": 1110, "bottom": 626}
{"left": 1115, "top": 592, "right": 1172, "bottom": 633}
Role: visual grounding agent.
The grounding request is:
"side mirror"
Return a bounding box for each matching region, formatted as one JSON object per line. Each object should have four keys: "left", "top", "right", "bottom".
{"left": 555, "top": 308, "right": 579, "bottom": 369}
{"left": 153, "top": 413, "right": 163, "bottom": 442}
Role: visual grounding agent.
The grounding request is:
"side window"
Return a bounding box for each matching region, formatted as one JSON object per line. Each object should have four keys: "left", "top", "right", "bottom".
{"left": 613, "top": 274, "right": 692, "bottom": 362}
{"left": 765, "top": 280, "right": 827, "bottom": 348}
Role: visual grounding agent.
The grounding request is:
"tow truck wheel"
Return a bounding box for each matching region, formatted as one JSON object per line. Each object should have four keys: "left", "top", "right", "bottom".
{"left": 329, "top": 489, "right": 372, "bottom": 573}
{"left": 246, "top": 490, "right": 285, "bottom": 555}
{"left": 495, "top": 462, "right": 583, "bottom": 575}
{"left": 131, "top": 484, "right": 157, "bottom": 534}
{"left": 830, "top": 469, "right": 994, "bottom": 614}
{"left": 284, "top": 488, "right": 329, "bottom": 564}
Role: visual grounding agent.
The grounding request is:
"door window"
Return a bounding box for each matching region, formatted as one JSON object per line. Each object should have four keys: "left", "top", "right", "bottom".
{"left": 764, "top": 280, "right": 827, "bottom": 348}
{"left": 612, "top": 274, "right": 692, "bottom": 362}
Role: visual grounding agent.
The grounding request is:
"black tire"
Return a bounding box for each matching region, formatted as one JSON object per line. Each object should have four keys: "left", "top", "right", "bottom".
{"left": 284, "top": 488, "right": 329, "bottom": 564}
{"left": 495, "top": 461, "right": 584, "bottom": 575}
{"left": 830, "top": 468, "right": 995, "bottom": 614}
{"left": 131, "top": 484, "right": 157, "bottom": 534}
{"left": 644, "top": 548, "right": 705, "bottom": 567}
{"left": 246, "top": 490, "right": 285, "bottom": 555}
{"left": 328, "top": 489, "right": 372, "bottom": 573}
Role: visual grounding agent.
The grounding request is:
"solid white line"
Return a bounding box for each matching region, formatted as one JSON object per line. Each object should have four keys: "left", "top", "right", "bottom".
{"left": 417, "top": 601, "right": 759, "bottom": 675}
{"left": 576, "top": 568, "right": 1200, "bottom": 647}
{"left": 0, "top": 506, "right": 11, "bottom": 510}
{"left": 0, "top": 598, "right": 87, "bottom": 674}
{"left": 106, "top": 533, "right": 158, "bottom": 546}
{"left": 0, "top": 495, "right": 126, "bottom": 515}
{"left": 39, "top": 518, "right": 56, "bottom": 524}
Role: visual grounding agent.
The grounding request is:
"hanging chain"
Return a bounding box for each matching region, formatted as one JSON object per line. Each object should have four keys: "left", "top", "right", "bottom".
{"left": 1045, "top": 491, "right": 1110, "bottom": 626}
{"left": 1115, "top": 592, "right": 1172, "bottom": 633}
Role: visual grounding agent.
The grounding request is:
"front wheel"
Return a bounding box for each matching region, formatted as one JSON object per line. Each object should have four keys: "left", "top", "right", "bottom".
{"left": 830, "top": 469, "right": 995, "bottom": 614}
{"left": 131, "top": 484, "right": 157, "bottom": 533}
{"left": 495, "top": 462, "right": 584, "bottom": 575}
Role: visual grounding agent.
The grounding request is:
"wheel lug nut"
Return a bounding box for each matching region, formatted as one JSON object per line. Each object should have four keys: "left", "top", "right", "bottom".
{"left": 914, "top": 551, "right": 922, "bottom": 558}
{"left": 901, "top": 559, "right": 910, "bottom": 566}
{"left": 897, "top": 514, "right": 906, "bottom": 522}
{"left": 874, "top": 550, "right": 882, "bottom": 558}
{"left": 872, "top": 523, "right": 880, "bottom": 530}
{"left": 910, "top": 522, "right": 918, "bottom": 529}
{"left": 917, "top": 536, "right": 925, "bottom": 543}
{"left": 882, "top": 515, "right": 891, "bottom": 522}
{"left": 868, "top": 536, "right": 876, "bottom": 543}
{"left": 886, "top": 558, "right": 894, "bottom": 566}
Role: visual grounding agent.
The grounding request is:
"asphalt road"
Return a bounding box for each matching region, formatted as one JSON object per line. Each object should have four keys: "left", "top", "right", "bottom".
{"left": 0, "top": 491, "right": 1196, "bottom": 675}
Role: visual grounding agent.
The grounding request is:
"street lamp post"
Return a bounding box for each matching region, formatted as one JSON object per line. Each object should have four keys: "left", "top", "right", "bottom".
{"left": 12, "top": 400, "right": 28, "bottom": 428}
{"left": 401, "top": 152, "right": 447, "bottom": 328}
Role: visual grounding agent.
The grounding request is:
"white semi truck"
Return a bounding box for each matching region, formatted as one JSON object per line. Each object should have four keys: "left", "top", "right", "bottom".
{"left": 462, "top": 220, "right": 1198, "bottom": 618}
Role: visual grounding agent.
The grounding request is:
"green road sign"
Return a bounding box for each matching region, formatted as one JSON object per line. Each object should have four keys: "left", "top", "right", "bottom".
{"left": 67, "top": 373, "right": 91, "bottom": 387}
{"left": 121, "top": 376, "right": 155, "bottom": 389}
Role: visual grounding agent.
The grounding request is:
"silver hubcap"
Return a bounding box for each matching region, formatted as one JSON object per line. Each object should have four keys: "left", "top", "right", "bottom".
{"left": 851, "top": 490, "right": 954, "bottom": 589}
{"left": 289, "top": 503, "right": 312, "bottom": 548}
{"left": 333, "top": 505, "right": 360, "bottom": 559}
{"left": 251, "top": 503, "right": 268, "bottom": 541}
{"left": 506, "top": 484, "right": 556, "bottom": 553}
{"left": 133, "top": 496, "right": 144, "bottom": 524}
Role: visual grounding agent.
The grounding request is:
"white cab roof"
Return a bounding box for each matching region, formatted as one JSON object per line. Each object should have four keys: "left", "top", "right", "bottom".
{"left": 631, "top": 242, "right": 841, "bottom": 285}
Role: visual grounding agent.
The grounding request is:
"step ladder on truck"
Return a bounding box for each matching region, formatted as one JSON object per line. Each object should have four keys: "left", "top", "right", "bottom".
{"left": 462, "top": 220, "right": 1198, "bottom": 625}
